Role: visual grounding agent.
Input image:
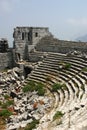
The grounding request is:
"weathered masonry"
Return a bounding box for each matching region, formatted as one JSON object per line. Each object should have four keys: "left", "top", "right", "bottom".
{"left": 0, "top": 38, "right": 8, "bottom": 53}
{"left": 36, "top": 36, "right": 87, "bottom": 54}
{"left": 1, "top": 26, "right": 87, "bottom": 71}
{"left": 0, "top": 39, "right": 13, "bottom": 70}
{"left": 13, "top": 27, "right": 52, "bottom": 61}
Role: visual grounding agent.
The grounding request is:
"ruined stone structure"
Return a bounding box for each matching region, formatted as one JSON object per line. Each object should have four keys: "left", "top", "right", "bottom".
{"left": 13, "top": 27, "right": 52, "bottom": 61}
{"left": 1, "top": 27, "right": 87, "bottom": 130}
{"left": 0, "top": 52, "right": 13, "bottom": 70}
{"left": 0, "top": 39, "right": 13, "bottom": 70}
{"left": 1, "top": 26, "right": 87, "bottom": 71}
{"left": 36, "top": 36, "right": 87, "bottom": 54}
{"left": 0, "top": 38, "right": 8, "bottom": 52}
{"left": 13, "top": 27, "right": 87, "bottom": 63}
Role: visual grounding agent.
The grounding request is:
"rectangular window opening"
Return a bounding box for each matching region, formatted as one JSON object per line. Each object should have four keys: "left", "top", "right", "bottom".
{"left": 22, "top": 32, "right": 25, "bottom": 40}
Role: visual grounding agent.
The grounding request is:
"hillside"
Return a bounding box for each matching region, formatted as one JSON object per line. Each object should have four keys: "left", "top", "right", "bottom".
{"left": 75, "top": 34, "right": 87, "bottom": 42}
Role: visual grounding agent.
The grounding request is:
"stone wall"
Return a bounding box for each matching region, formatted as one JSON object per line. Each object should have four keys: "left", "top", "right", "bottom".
{"left": 31, "top": 27, "right": 51, "bottom": 45}
{"left": 0, "top": 51, "right": 13, "bottom": 71}
{"left": 13, "top": 27, "right": 52, "bottom": 61}
{"left": 36, "top": 36, "right": 87, "bottom": 54}
{"left": 29, "top": 52, "right": 45, "bottom": 62}
{"left": 0, "top": 38, "right": 8, "bottom": 53}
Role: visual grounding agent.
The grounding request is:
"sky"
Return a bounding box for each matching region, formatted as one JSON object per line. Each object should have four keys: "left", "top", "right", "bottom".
{"left": 0, "top": 0, "right": 87, "bottom": 46}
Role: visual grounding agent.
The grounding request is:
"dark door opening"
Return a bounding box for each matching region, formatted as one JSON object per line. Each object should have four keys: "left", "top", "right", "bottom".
{"left": 24, "top": 66, "right": 32, "bottom": 78}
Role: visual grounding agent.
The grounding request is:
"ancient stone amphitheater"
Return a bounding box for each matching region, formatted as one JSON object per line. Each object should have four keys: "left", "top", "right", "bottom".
{"left": 26, "top": 51, "right": 87, "bottom": 130}
{"left": 1, "top": 27, "right": 87, "bottom": 130}
{"left": 3, "top": 50, "right": 87, "bottom": 130}
{"left": 24, "top": 35, "right": 87, "bottom": 130}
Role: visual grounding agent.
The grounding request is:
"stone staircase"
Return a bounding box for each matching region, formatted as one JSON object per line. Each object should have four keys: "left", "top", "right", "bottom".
{"left": 25, "top": 52, "right": 87, "bottom": 130}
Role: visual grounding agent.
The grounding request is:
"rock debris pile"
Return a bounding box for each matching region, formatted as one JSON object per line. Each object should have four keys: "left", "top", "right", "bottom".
{"left": 0, "top": 67, "right": 53, "bottom": 130}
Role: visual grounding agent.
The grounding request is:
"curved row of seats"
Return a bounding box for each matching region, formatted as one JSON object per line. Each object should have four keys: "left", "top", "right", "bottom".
{"left": 25, "top": 52, "right": 87, "bottom": 129}
{"left": 28, "top": 53, "right": 86, "bottom": 105}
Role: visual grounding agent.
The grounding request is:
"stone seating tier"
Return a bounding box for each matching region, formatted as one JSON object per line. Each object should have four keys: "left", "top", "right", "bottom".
{"left": 24, "top": 52, "right": 87, "bottom": 130}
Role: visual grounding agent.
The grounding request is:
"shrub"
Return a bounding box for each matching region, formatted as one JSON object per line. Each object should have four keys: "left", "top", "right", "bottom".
{"left": 24, "top": 119, "right": 39, "bottom": 130}
{"left": 82, "top": 67, "right": 87, "bottom": 72}
{"left": 22, "top": 85, "right": 31, "bottom": 93}
{"left": 1, "top": 100, "right": 14, "bottom": 109}
{"left": 29, "top": 80, "right": 36, "bottom": 87}
{"left": 53, "top": 111, "right": 64, "bottom": 121}
{"left": 7, "top": 100, "right": 14, "bottom": 106}
{"left": 64, "top": 63, "right": 71, "bottom": 69}
{"left": 58, "top": 62, "right": 71, "bottom": 70}
{"left": 36, "top": 82, "right": 44, "bottom": 89}
{"left": 22, "top": 81, "right": 45, "bottom": 96}
{"left": 4, "top": 94, "right": 10, "bottom": 100}
{"left": 62, "top": 83, "right": 67, "bottom": 90}
{"left": 45, "top": 76, "right": 52, "bottom": 82}
{"left": 1, "top": 103, "right": 8, "bottom": 109}
{"left": 36, "top": 82, "right": 45, "bottom": 96}
{"left": 0, "top": 109, "right": 12, "bottom": 118}
{"left": 37, "top": 88, "right": 45, "bottom": 96}
{"left": 52, "top": 83, "right": 62, "bottom": 92}
{"left": 23, "top": 80, "right": 36, "bottom": 93}
{"left": 52, "top": 83, "right": 67, "bottom": 92}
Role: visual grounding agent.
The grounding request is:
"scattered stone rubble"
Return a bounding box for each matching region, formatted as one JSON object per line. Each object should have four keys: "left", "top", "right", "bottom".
{"left": 0, "top": 67, "right": 54, "bottom": 130}
{"left": 6, "top": 93, "right": 53, "bottom": 130}
{"left": 66, "top": 50, "right": 87, "bottom": 58}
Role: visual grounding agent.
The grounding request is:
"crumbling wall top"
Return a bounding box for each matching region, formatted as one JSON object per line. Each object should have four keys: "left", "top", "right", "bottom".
{"left": 0, "top": 38, "right": 8, "bottom": 53}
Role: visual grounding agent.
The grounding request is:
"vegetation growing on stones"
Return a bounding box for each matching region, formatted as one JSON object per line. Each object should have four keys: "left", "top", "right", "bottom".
{"left": 59, "top": 61, "right": 71, "bottom": 70}
{"left": 53, "top": 111, "right": 64, "bottom": 121}
{"left": 82, "top": 67, "right": 87, "bottom": 72}
{"left": 22, "top": 81, "right": 45, "bottom": 96}
{"left": 46, "top": 75, "right": 52, "bottom": 82}
{"left": 24, "top": 119, "right": 39, "bottom": 130}
{"left": 52, "top": 83, "right": 67, "bottom": 92}
{"left": 0, "top": 94, "right": 14, "bottom": 122}
{"left": 4, "top": 94, "right": 10, "bottom": 100}
{"left": 81, "top": 85, "right": 85, "bottom": 91}
{"left": 61, "top": 83, "right": 67, "bottom": 90}
{"left": 74, "top": 82, "right": 79, "bottom": 89}
{"left": 1, "top": 100, "right": 14, "bottom": 109}
{"left": 52, "top": 83, "right": 62, "bottom": 92}
{"left": 0, "top": 109, "right": 12, "bottom": 118}
{"left": 64, "top": 63, "right": 71, "bottom": 69}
